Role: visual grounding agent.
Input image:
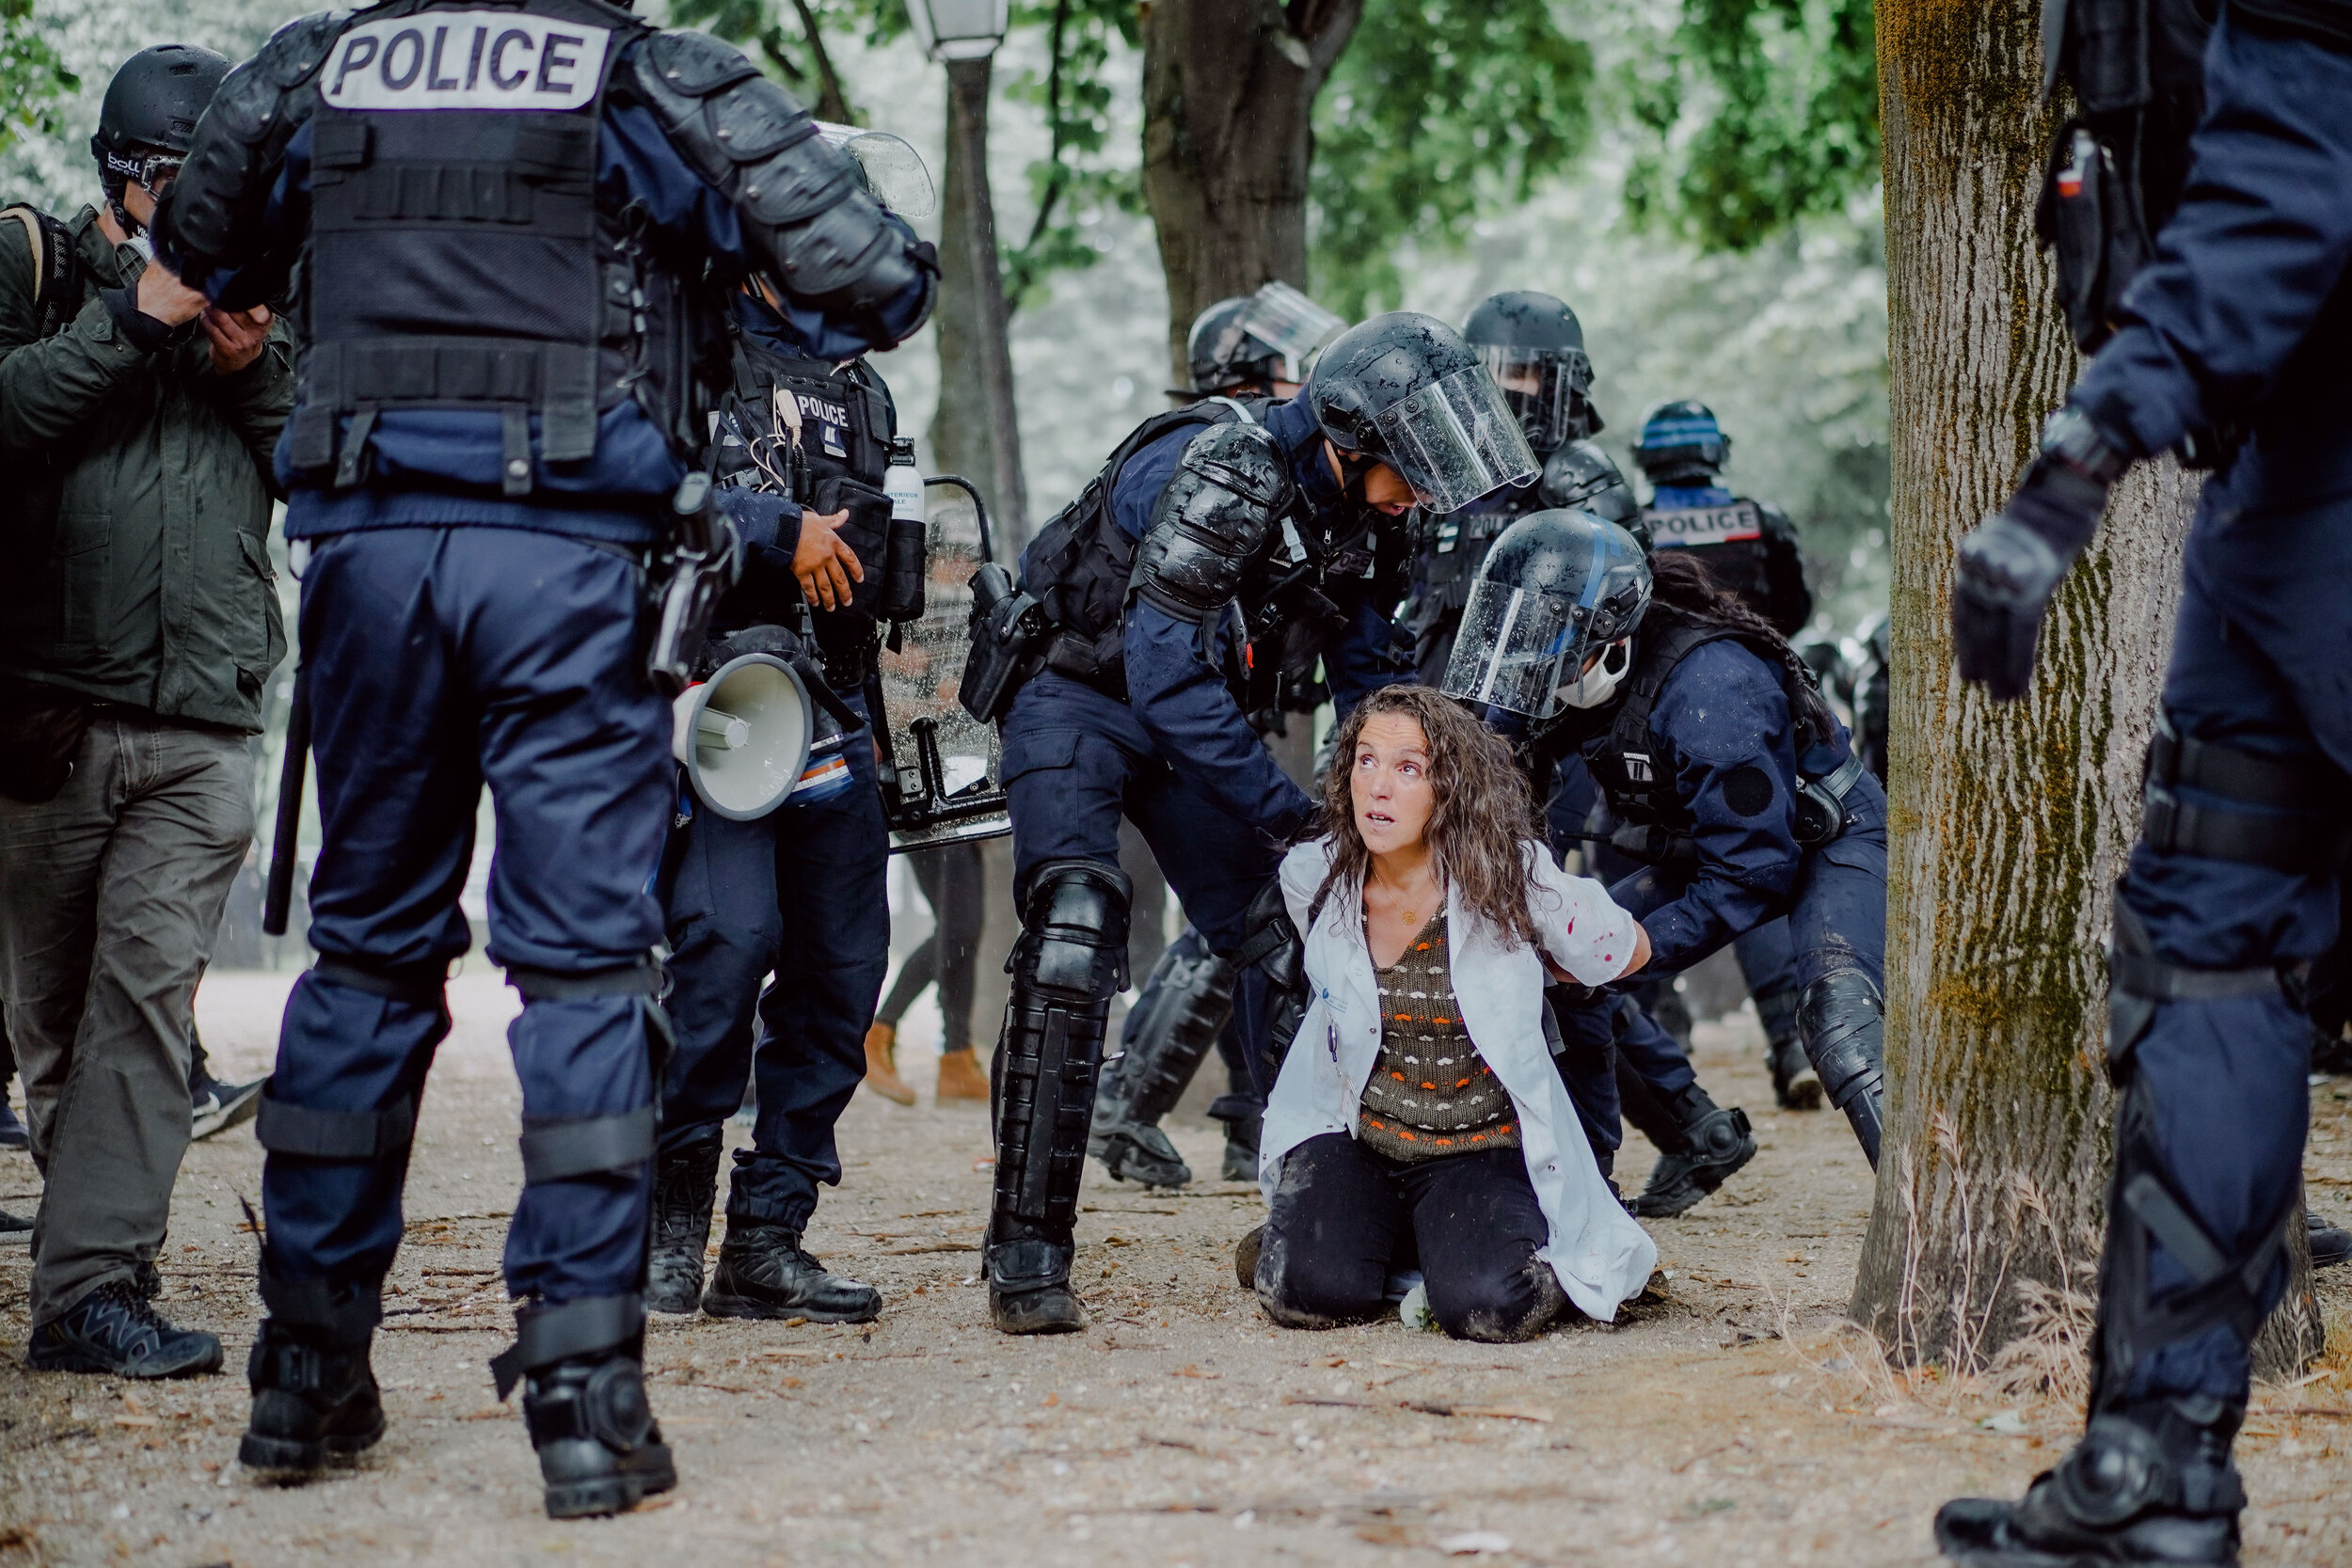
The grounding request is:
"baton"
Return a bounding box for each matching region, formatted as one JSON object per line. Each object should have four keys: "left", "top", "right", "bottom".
{"left": 262, "top": 673, "right": 309, "bottom": 937}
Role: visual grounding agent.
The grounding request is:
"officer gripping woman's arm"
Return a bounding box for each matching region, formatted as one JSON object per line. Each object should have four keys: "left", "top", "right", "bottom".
{"left": 150, "top": 4, "right": 933, "bottom": 1518}
{"left": 976, "top": 313, "right": 1534, "bottom": 1336}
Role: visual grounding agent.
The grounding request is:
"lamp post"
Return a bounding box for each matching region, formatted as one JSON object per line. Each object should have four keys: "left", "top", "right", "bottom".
{"left": 904, "top": 0, "right": 1027, "bottom": 553}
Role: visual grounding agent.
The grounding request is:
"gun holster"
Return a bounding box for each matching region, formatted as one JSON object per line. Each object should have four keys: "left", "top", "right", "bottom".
{"left": 959, "top": 561, "right": 1049, "bottom": 724}
{"left": 646, "top": 472, "right": 740, "bottom": 697}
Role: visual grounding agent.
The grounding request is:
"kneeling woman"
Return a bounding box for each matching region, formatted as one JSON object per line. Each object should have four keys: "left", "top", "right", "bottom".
{"left": 1254, "top": 687, "right": 1657, "bottom": 1341}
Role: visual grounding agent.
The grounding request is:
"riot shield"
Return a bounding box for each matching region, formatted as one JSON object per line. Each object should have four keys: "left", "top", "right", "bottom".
{"left": 872, "top": 476, "right": 1013, "bottom": 851}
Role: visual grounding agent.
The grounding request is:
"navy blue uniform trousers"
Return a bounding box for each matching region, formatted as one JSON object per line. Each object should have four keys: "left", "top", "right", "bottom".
{"left": 2111, "top": 558, "right": 2343, "bottom": 1404}
{"left": 264, "top": 527, "right": 672, "bottom": 1306}
{"left": 656, "top": 686, "right": 889, "bottom": 1230}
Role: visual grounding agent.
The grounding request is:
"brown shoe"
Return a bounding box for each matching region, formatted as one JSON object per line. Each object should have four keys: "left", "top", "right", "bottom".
{"left": 862, "top": 1022, "right": 916, "bottom": 1106}
{"left": 934, "top": 1048, "right": 990, "bottom": 1102}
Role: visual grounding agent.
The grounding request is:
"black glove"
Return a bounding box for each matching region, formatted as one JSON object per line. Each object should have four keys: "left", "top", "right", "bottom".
{"left": 1952, "top": 406, "right": 2126, "bottom": 702}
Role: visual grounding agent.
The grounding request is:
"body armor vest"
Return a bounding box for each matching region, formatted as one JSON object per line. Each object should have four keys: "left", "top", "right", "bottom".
{"left": 1578, "top": 604, "right": 1837, "bottom": 834}
{"left": 286, "top": 0, "right": 715, "bottom": 495}
{"left": 1020, "top": 400, "right": 1299, "bottom": 696}
{"left": 721, "top": 335, "right": 892, "bottom": 496}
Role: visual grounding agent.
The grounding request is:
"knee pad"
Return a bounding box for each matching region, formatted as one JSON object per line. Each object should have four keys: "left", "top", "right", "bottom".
{"left": 996, "top": 861, "right": 1132, "bottom": 1227}
{"left": 1106, "top": 939, "right": 1233, "bottom": 1124}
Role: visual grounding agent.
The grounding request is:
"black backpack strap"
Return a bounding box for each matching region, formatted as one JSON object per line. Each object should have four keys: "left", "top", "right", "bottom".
{"left": 2, "top": 206, "right": 82, "bottom": 340}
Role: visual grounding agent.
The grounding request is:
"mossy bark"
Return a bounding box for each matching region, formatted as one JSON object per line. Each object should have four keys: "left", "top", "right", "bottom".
{"left": 1851, "top": 0, "right": 2320, "bottom": 1377}
{"left": 1139, "top": 0, "right": 1361, "bottom": 387}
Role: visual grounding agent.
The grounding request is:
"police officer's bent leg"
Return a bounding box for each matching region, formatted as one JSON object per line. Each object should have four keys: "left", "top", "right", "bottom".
{"left": 248, "top": 530, "right": 675, "bottom": 1516}
{"left": 647, "top": 806, "right": 783, "bottom": 1313}
{"left": 704, "top": 686, "right": 890, "bottom": 1323}
{"left": 1785, "top": 769, "right": 1890, "bottom": 1164}
{"left": 1939, "top": 576, "right": 2334, "bottom": 1565}
{"left": 1733, "top": 917, "right": 1815, "bottom": 1108}
{"left": 1090, "top": 925, "right": 1232, "bottom": 1188}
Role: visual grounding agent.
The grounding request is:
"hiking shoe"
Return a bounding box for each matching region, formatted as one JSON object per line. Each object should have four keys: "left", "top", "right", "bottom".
{"left": 26, "top": 1280, "right": 221, "bottom": 1378}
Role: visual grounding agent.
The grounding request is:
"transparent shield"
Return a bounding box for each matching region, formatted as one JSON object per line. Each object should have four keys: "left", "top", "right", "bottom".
{"left": 1235, "top": 281, "right": 1347, "bottom": 375}
{"left": 1479, "top": 344, "right": 1587, "bottom": 452}
{"left": 1372, "top": 365, "right": 1540, "bottom": 514}
{"left": 814, "top": 123, "right": 937, "bottom": 218}
{"left": 875, "top": 483, "right": 1009, "bottom": 850}
{"left": 1440, "top": 580, "right": 1583, "bottom": 718}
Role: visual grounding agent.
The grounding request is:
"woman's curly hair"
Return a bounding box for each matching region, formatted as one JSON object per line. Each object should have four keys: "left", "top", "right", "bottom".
{"left": 1315, "top": 684, "right": 1547, "bottom": 947}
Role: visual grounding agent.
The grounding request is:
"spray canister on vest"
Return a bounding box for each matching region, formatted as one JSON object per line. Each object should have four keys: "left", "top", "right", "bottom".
{"left": 882, "top": 437, "right": 927, "bottom": 624}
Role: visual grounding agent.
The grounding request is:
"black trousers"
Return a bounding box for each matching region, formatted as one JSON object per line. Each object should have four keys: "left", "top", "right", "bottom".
{"left": 1254, "top": 1133, "right": 1566, "bottom": 1343}
{"left": 876, "top": 840, "right": 984, "bottom": 1054}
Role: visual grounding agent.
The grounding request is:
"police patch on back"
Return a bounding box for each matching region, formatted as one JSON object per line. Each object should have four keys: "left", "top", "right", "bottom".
{"left": 1644, "top": 500, "right": 1763, "bottom": 547}
{"left": 323, "top": 12, "right": 612, "bottom": 112}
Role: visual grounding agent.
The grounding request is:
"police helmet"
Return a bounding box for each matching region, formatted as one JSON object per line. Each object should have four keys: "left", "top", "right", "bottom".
{"left": 1464, "top": 291, "right": 1599, "bottom": 454}
{"left": 1631, "top": 399, "right": 1732, "bottom": 486}
{"left": 92, "top": 45, "right": 230, "bottom": 232}
{"left": 1539, "top": 438, "right": 1644, "bottom": 540}
{"left": 1186, "top": 281, "right": 1344, "bottom": 396}
{"left": 1308, "top": 312, "right": 1538, "bottom": 514}
{"left": 1441, "top": 510, "right": 1651, "bottom": 720}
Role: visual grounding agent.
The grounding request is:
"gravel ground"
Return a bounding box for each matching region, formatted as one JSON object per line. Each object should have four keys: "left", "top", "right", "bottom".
{"left": 2, "top": 971, "right": 2346, "bottom": 1568}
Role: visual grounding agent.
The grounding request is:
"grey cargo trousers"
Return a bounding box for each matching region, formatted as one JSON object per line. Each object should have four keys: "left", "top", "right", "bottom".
{"left": 0, "top": 709, "right": 253, "bottom": 1325}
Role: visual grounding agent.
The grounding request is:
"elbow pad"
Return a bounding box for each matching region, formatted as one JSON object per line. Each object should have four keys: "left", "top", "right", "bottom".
{"left": 157, "top": 10, "right": 337, "bottom": 283}
{"left": 1132, "top": 422, "right": 1294, "bottom": 620}
{"left": 633, "top": 31, "right": 934, "bottom": 332}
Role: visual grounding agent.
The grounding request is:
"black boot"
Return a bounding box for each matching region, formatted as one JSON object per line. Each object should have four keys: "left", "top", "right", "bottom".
{"left": 1798, "top": 968, "right": 1887, "bottom": 1164}
{"left": 1209, "top": 1088, "right": 1262, "bottom": 1183}
{"left": 239, "top": 1270, "right": 386, "bottom": 1476}
{"left": 702, "top": 1221, "right": 880, "bottom": 1322}
{"left": 1936, "top": 1400, "right": 2244, "bottom": 1566}
{"left": 989, "top": 860, "right": 1129, "bottom": 1335}
{"left": 988, "top": 1223, "right": 1086, "bottom": 1334}
{"left": 645, "top": 1141, "right": 720, "bottom": 1315}
{"left": 1089, "top": 931, "right": 1231, "bottom": 1189}
{"left": 26, "top": 1279, "right": 221, "bottom": 1378}
{"left": 1627, "top": 1080, "right": 1756, "bottom": 1219}
{"left": 498, "top": 1296, "right": 675, "bottom": 1520}
{"left": 0, "top": 1096, "right": 25, "bottom": 1151}
{"left": 2309, "top": 1210, "right": 2352, "bottom": 1270}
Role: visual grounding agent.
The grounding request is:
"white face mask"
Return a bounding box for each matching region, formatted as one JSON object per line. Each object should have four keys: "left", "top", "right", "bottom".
{"left": 1557, "top": 639, "right": 1631, "bottom": 709}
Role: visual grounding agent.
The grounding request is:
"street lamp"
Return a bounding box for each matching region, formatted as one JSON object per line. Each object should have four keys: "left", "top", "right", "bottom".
{"left": 903, "top": 0, "right": 1026, "bottom": 548}
{"left": 904, "top": 0, "right": 1009, "bottom": 62}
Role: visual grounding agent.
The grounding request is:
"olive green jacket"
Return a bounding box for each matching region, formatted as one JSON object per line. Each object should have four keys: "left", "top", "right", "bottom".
{"left": 0, "top": 204, "right": 294, "bottom": 733}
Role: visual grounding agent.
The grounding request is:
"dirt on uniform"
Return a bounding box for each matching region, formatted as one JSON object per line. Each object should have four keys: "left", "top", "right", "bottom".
{"left": 2, "top": 972, "right": 2346, "bottom": 1567}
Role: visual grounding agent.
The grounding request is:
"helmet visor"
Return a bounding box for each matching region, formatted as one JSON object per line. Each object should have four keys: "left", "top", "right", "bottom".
{"left": 1233, "top": 281, "right": 1346, "bottom": 381}
{"left": 815, "top": 124, "right": 937, "bottom": 218}
{"left": 1479, "top": 345, "right": 1590, "bottom": 451}
{"left": 1372, "top": 365, "right": 1540, "bottom": 514}
{"left": 1441, "top": 580, "right": 1584, "bottom": 718}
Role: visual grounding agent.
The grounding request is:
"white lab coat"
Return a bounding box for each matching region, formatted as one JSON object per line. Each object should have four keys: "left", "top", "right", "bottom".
{"left": 1259, "top": 837, "right": 1659, "bottom": 1322}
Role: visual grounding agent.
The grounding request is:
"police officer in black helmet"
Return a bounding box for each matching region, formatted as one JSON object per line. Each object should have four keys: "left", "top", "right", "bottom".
{"left": 967, "top": 311, "right": 1534, "bottom": 1334}
{"left": 1088, "top": 279, "right": 1351, "bottom": 1194}
{"left": 154, "top": 0, "right": 933, "bottom": 1517}
{"left": 1406, "top": 291, "right": 1638, "bottom": 685}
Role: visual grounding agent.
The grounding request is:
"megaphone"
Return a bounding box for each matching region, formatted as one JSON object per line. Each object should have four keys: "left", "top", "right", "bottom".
{"left": 671, "top": 653, "right": 815, "bottom": 820}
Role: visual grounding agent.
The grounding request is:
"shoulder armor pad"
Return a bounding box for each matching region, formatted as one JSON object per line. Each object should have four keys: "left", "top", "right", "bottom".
{"left": 644, "top": 28, "right": 763, "bottom": 97}
{"left": 1133, "top": 421, "right": 1295, "bottom": 619}
{"left": 262, "top": 10, "right": 346, "bottom": 87}
{"left": 1175, "top": 420, "right": 1290, "bottom": 510}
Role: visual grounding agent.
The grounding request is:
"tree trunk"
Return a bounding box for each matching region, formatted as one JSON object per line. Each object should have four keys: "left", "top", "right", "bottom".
{"left": 927, "top": 55, "right": 1029, "bottom": 556}
{"left": 1851, "top": 0, "right": 2320, "bottom": 1381}
{"left": 1138, "top": 0, "right": 1361, "bottom": 388}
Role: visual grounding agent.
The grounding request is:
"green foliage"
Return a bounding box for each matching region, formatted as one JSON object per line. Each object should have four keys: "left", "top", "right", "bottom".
{"left": 0, "top": 0, "right": 80, "bottom": 153}
{"left": 666, "top": 0, "right": 905, "bottom": 121}
{"left": 1000, "top": 0, "right": 1140, "bottom": 309}
{"left": 1624, "top": 0, "right": 1880, "bottom": 252}
{"left": 1309, "top": 0, "right": 1592, "bottom": 317}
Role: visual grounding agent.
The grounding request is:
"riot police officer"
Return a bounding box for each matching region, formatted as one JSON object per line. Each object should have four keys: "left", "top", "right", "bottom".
{"left": 155, "top": 0, "right": 932, "bottom": 1517}
{"left": 1405, "top": 291, "right": 1636, "bottom": 684}
{"left": 1088, "top": 282, "right": 1351, "bottom": 1192}
{"left": 1936, "top": 5, "right": 2352, "bottom": 1562}
{"left": 1618, "top": 399, "right": 1826, "bottom": 1119}
{"left": 1179, "top": 279, "right": 1344, "bottom": 401}
{"left": 1446, "top": 513, "right": 1890, "bottom": 1187}
{"left": 966, "top": 312, "right": 1534, "bottom": 1333}
{"left": 644, "top": 233, "right": 925, "bottom": 1324}
{"left": 1630, "top": 401, "right": 1810, "bottom": 636}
